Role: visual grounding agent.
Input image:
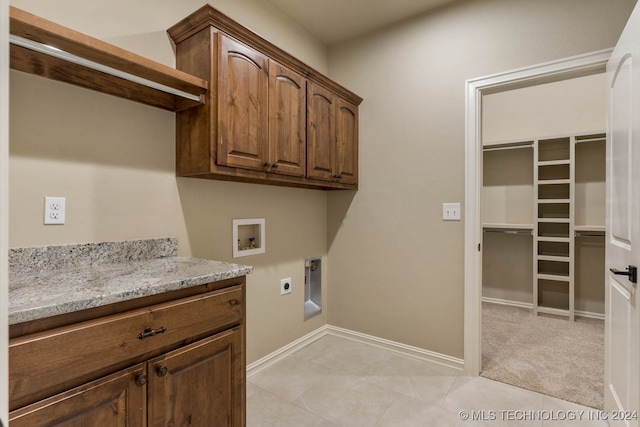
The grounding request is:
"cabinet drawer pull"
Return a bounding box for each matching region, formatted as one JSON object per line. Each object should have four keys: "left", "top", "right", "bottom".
{"left": 228, "top": 299, "right": 240, "bottom": 306}
{"left": 156, "top": 366, "right": 168, "bottom": 377}
{"left": 137, "top": 326, "right": 167, "bottom": 340}
{"left": 271, "top": 164, "right": 279, "bottom": 169}
{"left": 135, "top": 374, "right": 147, "bottom": 386}
{"left": 264, "top": 162, "right": 271, "bottom": 168}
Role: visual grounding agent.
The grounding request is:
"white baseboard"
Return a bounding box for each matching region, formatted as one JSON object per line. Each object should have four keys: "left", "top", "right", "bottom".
{"left": 482, "top": 297, "right": 532, "bottom": 309}
{"left": 481, "top": 297, "right": 605, "bottom": 320}
{"left": 246, "top": 324, "right": 464, "bottom": 377}
{"left": 246, "top": 325, "right": 329, "bottom": 377}
{"left": 325, "top": 325, "right": 464, "bottom": 371}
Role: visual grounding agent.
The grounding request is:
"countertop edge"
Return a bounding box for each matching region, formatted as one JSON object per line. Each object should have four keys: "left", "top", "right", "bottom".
{"left": 9, "top": 257, "right": 253, "bottom": 326}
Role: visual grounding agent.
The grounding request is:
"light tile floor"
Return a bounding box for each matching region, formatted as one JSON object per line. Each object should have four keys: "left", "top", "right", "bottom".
{"left": 247, "top": 335, "right": 609, "bottom": 426}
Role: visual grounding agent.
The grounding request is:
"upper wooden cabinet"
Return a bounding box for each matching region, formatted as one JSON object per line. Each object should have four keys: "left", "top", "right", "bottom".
{"left": 218, "top": 35, "right": 270, "bottom": 172}
{"left": 269, "top": 60, "right": 307, "bottom": 177}
{"left": 336, "top": 98, "right": 359, "bottom": 185}
{"left": 307, "top": 82, "right": 359, "bottom": 185}
{"left": 168, "top": 5, "right": 363, "bottom": 190}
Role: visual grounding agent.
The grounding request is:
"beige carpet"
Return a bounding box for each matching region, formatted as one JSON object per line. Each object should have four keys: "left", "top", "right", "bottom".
{"left": 481, "top": 302, "right": 604, "bottom": 409}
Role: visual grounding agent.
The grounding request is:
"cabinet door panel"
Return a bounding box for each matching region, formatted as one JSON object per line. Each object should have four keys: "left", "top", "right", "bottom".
{"left": 147, "top": 327, "right": 244, "bottom": 427}
{"left": 336, "top": 98, "right": 358, "bottom": 185}
{"left": 269, "top": 61, "right": 306, "bottom": 176}
{"left": 9, "top": 364, "right": 145, "bottom": 427}
{"left": 307, "top": 82, "right": 335, "bottom": 181}
{"left": 218, "top": 34, "right": 269, "bottom": 171}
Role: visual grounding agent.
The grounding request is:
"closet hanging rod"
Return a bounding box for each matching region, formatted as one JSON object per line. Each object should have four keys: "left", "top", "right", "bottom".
{"left": 574, "top": 137, "right": 606, "bottom": 144}
{"left": 483, "top": 143, "right": 534, "bottom": 152}
{"left": 9, "top": 34, "right": 203, "bottom": 103}
{"left": 575, "top": 232, "right": 605, "bottom": 237}
{"left": 483, "top": 229, "right": 532, "bottom": 235}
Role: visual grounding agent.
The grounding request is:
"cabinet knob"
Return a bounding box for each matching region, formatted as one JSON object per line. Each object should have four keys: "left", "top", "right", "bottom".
{"left": 228, "top": 299, "right": 240, "bottom": 306}
{"left": 271, "top": 164, "right": 279, "bottom": 169}
{"left": 264, "top": 162, "right": 271, "bottom": 168}
{"left": 135, "top": 374, "right": 147, "bottom": 386}
{"left": 156, "top": 366, "right": 168, "bottom": 377}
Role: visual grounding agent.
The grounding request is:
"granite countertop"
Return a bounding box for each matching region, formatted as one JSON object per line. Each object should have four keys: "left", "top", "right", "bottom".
{"left": 9, "top": 238, "right": 252, "bottom": 325}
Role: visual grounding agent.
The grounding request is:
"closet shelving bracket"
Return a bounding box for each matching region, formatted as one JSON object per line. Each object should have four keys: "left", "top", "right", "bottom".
{"left": 9, "top": 6, "right": 208, "bottom": 112}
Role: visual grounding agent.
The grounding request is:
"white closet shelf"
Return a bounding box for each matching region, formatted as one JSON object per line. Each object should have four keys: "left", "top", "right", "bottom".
{"left": 537, "top": 306, "right": 571, "bottom": 317}
{"left": 538, "top": 236, "right": 570, "bottom": 243}
{"left": 538, "top": 255, "right": 570, "bottom": 262}
{"left": 538, "top": 160, "right": 571, "bottom": 166}
{"left": 538, "top": 179, "right": 570, "bottom": 185}
{"left": 574, "top": 225, "right": 605, "bottom": 232}
{"left": 538, "top": 218, "right": 570, "bottom": 223}
{"left": 537, "top": 199, "right": 570, "bottom": 204}
{"left": 537, "top": 273, "right": 571, "bottom": 282}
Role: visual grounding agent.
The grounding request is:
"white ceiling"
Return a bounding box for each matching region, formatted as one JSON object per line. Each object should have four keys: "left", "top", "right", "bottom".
{"left": 265, "top": 0, "right": 458, "bottom": 45}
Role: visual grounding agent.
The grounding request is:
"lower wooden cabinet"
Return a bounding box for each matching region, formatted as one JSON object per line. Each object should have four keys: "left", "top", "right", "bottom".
{"left": 148, "top": 328, "right": 244, "bottom": 427}
{"left": 10, "top": 364, "right": 146, "bottom": 427}
{"left": 9, "top": 279, "right": 246, "bottom": 427}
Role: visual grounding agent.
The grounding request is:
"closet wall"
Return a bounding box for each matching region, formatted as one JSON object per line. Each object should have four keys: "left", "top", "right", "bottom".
{"left": 482, "top": 73, "right": 606, "bottom": 316}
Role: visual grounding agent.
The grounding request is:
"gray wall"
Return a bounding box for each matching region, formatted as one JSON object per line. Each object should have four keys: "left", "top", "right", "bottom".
{"left": 326, "top": 0, "right": 635, "bottom": 359}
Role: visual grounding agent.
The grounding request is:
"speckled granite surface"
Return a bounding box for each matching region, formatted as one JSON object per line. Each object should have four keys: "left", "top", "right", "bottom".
{"left": 9, "top": 239, "right": 252, "bottom": 325}
{"left": 9, "top": 237, "right": 178, "bottom": 275}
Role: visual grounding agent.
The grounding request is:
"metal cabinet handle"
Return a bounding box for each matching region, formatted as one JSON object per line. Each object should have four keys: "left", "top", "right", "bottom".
{"left": 156, "top": 366, "right": 168, "bottom": 377}
{"left": 610, "top": 265, "right": 637, "bottom": 284}
{"left": 138, "top": 326, "right": 167, "bottom": 340}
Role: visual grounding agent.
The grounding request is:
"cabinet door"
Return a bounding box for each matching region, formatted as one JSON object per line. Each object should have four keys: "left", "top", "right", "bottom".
{"left": 218, "top": 34, "right": 269, "bottom": 171}
{"left": 268, "top": 60, "right": 306, "bottom": 177}
{"left": 9, "top": 364, "right": 145, "bottom": 427}
{"left": 307, "top": 81, "right": 336, "bottom": 181}
{"left": 336, "top": 98, "right": 358, "bottom": 185}
{"left": 147, "top": 327, "right": 244, "bottom": 427}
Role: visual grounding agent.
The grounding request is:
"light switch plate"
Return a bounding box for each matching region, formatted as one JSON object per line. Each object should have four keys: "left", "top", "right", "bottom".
{"left": 442, "top": 203, "right": 461, "bottom": 221}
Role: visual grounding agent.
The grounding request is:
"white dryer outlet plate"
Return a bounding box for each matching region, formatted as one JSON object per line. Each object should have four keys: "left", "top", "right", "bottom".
{"left": 281, "top": 278, "right": 292, "bottom": 295}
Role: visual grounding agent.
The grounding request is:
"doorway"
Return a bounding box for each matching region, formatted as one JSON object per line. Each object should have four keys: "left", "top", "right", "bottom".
{"left": 464, "top": 49, "right": 612, "bottom": 379}
{"left": 479, "top": 79, "right": 607, "bottom": 405}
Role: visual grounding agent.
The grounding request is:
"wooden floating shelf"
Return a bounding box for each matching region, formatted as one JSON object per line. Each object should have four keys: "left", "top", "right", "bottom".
{"left": 9, "top": 6, "right": 208, "bottom": 111}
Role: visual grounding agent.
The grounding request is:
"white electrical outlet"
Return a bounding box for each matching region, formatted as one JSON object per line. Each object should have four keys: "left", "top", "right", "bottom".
{"left": 442, "top": 202, "right": 461, "bottom": 221}
{"left": 44, "top": 196, "right": 66, "bottom": 225}
{"left": 280, "top": 277, "right": 292, "bottom": 295}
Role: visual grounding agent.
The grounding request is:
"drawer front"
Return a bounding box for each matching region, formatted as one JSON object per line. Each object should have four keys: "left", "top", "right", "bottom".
{"left": 10, "top": 284, "right": 243, "bottom": 410}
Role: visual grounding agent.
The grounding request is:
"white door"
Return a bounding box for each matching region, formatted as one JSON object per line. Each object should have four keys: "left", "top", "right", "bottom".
{"left": 605, "top": 4, "right": 640, "bottom": 425}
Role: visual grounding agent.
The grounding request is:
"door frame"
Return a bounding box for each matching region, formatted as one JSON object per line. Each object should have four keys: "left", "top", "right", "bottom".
{"left": 1, "top": 0, "right": 9, "bottom": 422}
{"left": 464, "top": 49, "right": 612, "bottom": 376}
